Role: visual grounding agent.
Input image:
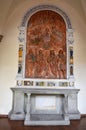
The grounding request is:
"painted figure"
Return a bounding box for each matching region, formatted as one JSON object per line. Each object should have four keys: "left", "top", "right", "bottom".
{"left": 25, "top": 49, "right": 36, "bottom": 78}
{"left": 36, "top": 49, "right": 46, "bottom": 78}
{"left": 47, "top": 50, "right": 57, "bottom": 78}
{"left": 57, "top": 49, "right": 66, "bottom": 78}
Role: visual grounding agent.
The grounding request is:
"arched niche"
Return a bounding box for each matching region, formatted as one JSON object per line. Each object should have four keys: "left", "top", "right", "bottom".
{"left": 17, "top": 5, "right": 74, "bottom": 87}
{"left": 25, "top": 10, "right": 66, "bottom": 79}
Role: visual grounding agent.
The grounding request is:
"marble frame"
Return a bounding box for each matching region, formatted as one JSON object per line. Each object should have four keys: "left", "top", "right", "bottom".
{"left": 17, "top": 4, "right": 74, "bottom": 87}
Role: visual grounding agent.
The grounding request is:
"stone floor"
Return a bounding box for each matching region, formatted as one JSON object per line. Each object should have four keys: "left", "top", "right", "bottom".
{"left": 0, "top": 116, "right": 86, "bottom": 130}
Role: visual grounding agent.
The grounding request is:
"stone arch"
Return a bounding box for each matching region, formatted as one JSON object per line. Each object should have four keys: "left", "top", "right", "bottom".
{"left": 21, "top": 5, "right": 72, "bottom": 29}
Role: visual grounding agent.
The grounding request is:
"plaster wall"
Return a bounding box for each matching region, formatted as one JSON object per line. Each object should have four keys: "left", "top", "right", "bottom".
{"left": 0, "top": 0, "right": 86, "bottom": 114}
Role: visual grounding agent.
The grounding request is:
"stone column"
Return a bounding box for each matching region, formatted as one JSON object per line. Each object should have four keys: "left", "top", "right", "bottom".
{"left": 24, "top": 93, "right": 31, "bottom": 125}
{"left": 63, "top": 94, "right": 70, "bottom": 123}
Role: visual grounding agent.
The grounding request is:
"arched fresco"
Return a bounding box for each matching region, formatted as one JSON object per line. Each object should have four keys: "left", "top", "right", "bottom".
{"left": 25, "top": 10, "right": 66, "bottom": 79}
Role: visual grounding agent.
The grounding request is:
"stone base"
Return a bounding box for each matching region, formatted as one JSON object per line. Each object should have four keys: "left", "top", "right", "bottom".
{"left": 69, "top": 111, "right": 81, "bottom": 120}
{"left": 24, "top": 120, "right": 70, "bottom": 126}
{"left": 9, "top": 87, "right": 80, "bottom": 125}
{"left": 8, "top": 110, "right": 25, "bottom": 120}
{"left": 24, "top": 114, "right": 70, "bottom": 125}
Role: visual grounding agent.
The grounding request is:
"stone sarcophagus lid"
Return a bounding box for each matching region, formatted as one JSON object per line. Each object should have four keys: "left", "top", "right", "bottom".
{"left": 9, "top": 5, "right": 80, "bottom": 125}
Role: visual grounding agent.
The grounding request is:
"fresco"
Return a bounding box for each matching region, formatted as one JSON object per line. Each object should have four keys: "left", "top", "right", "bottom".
{"left": 25, "top": 10, "right": 66, "bottom": 79}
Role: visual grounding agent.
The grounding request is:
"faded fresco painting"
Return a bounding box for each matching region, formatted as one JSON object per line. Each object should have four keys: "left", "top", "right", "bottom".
{"left": 25, "top": 10, "right": 66, "bottom": 79}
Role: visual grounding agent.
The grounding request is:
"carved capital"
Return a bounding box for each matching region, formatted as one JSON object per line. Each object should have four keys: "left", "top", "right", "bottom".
{"left": 67, "top": 29, "right": 74, "bottom": 45}
{"left": 18, "top": 26, "right": 25, "bottom": 42}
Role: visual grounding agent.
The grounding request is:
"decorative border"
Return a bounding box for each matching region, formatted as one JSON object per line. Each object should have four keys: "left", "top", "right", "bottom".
{"left": 17, "top": 79, "right": 74, "bottom": 87}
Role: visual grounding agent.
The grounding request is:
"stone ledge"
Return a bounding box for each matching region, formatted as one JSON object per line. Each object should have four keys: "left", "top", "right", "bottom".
{"left": 24, "top": 120, "right": 70, "bottom": 126}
